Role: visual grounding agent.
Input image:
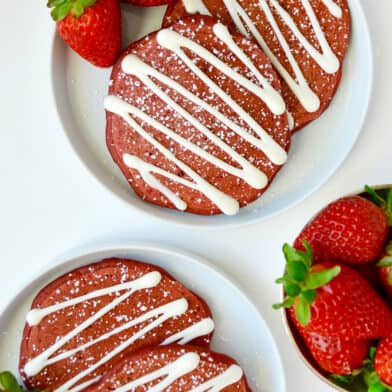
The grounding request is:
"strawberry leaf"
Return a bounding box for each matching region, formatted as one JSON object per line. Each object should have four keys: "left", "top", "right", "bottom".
{"left": 365, "top": 373, "right": 390, "bottom": 392}
{"left": 283, "top": 243, "right": 313, "bottom": 282}
{"left": 284, "top": 281, "right": 301, "bottom": 297}
{"left": 305, "top": 266, "right": 341, "bottom": 290}
{"left": 387, "top": 189, "right": 392, "bottom": 216}
{"left": 71, "top": 0, "right": 96, "bottom": 18}
{"left": 72, "top": 1, "right": 84, "bottom": 17}
{"left": 47, "top": 0, "right": 67, "bottom": 7}
{"left": 272, "top": 297, "right": 295, "bottom": 310}
{"left": 47, "top": 0, "right": 97, "bottom": 21}
{"left": 0, "top": 372, "right": 22, "bottom": 392}
{"left": 301, "top": 241, "right": 313, "bottom": 268}
{"left": 301, "top": 290, "right": 317, "bottom": 304}
{"left": 282, "top": 243, "right": 304, "bottom": 263}
{"left": 0, "top": 371, "right": 48, "bottom": 392}
{"left": 378, "top": 257, "right": 392, "bottom": 268}
{"left": 330, "top": 374, "right": 355, "bottom": 385}
{"left": 378, "top": 241, "right": 392, "bottom": 267}
{"left": 295, "top": 296, "right": 311, "bottom": 326}
{"left": 365, "top": 185, "right": 392, "bottom": 226}
{"left": 274, "top": 243, "right": 341, "bottom": 326}
{"left": 365, "top": 185, "right": 385, "bottom": 207}
{"left": 80, "top": 0, "right": 96, "bottom": 6}
{"left": 50, "top": 2, "right": 72, "bottom": 21}
{"left": 286, "top": 261, "right": 308, "bottom": 282}
{"left": 274, "top": 242, "right": 342, "bottom": 326}
{"left": 370, "top": 384, "right": 389, "bottom": 392}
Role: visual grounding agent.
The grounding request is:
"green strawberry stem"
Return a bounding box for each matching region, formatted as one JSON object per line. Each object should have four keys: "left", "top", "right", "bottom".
{"left": 0, "top": 372, "right": 21, "bottom": 392}
{"left": 273, "top": 241, "right": 341, "bottom": 326}
{"left": 365, "top": 185, "right": 392, "bottom": 226}
{"left": 330, "top": 369, "right": 364, "bottom": 388}
{"left": 47, "top": 0, "right": 97, "bottom": 21}
{"left": 0, "top": 371, "right": 46, "bottom": 392}
{"left": 378, "top": 241, "right": 392, "bottom": 268}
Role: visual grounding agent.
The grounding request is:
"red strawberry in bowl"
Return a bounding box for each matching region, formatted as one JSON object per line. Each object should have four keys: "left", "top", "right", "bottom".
{"left": 374, "top": 334, "right": 392, "bottom": 388}
{"left": 277, "top": 186, "right": 392, "bottom": 390}
{"left": 47, "top": 0, "right": 121, "bottom": 67}
{"left": 274, "top": 243, "right": 392, "bottom": 382}
{"left": 294, "top": 187, "right": 392, "bottom": 265}
{"left": 275, "top": 243, "right": 392, "bottom": 340}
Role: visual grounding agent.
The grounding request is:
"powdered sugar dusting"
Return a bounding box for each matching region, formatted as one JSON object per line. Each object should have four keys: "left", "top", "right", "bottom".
{"left": 107, "top": 17, "right": 290, "bottom": 215}
{"left": 21, "top": 260, "right": 214, "bottom": 390}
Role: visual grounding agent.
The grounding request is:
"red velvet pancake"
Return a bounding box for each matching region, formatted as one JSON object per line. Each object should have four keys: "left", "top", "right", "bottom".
{"left": 85, "top": 345, "right": 251, "bottom": 391}
{"left": 122, "top": 0, "right": 173, "bottom": 6}
{"left": 164, "top": 0, "right": 351, "bottom": 132}
{"left": 105, "top": 15, "right": 290, "bottom": 216}
{"left": 19, "top": 259, "right": 214, "bottom": 391}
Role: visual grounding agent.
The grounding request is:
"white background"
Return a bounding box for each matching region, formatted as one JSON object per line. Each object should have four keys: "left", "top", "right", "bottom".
{"left": 0, "top": 1, "right": 389, "bottom": 391}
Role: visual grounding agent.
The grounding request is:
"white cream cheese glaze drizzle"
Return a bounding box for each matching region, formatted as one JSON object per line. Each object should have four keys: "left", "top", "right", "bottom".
{"left": 26, "top": 272, "right": 161, "bottom": 326}
{"left": 43, "top": 300, "right": 188, "bottom": 367}
{"left": 106, "top": 100, "right": 241, "bottom": 216}
{"left": 105, "top": 22, "right": 288, "bottom": 215}
{"left": 183, "top": 0, "right": 342, "bottom": 113}
{"left": 155, "top": 27, "right": 287, "bottom": 162}
{"left": 112, "top": 352, "right": 243, "bottom": 392}
{"left": 321, "top": 0, "right": 343, "bottom": 18}
{"left": 162, "top": 318, "right": 215, "bottom": 345}
{"left": 182, "top": 0, "right": 212, "bottom": 15}
{"left": 191, "top": 365, "right": 243, "bottom": 392}
{"left": 23, "top": 271, "right": 215, "bottom": 392}
{"left": 114, "top": 353, "right": 199, "bottom": 392}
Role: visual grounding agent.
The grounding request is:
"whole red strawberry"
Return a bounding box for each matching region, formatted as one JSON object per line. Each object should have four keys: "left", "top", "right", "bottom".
{"left": 375, "top": 334, "right": 392, "bottom": 387}
{"left": 48, "top": 0, "right": 121, "bottom": 67}
{"left": 294, "top": 193, "right": 390, "bottom": 265}
{"left": 288, "top": 307, "right": 370, "bottom": 375}
{"left": 274, "top": 244, "right": 392, "bottom": 341}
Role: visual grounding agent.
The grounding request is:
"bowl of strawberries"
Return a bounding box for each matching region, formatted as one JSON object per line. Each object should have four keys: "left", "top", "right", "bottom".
{"left": 274, "top": 185, "right": 392, "bottom": 391}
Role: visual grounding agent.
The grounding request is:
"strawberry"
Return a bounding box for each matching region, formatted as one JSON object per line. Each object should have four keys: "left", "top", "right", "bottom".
{"left": 294, "top": 192, "right": 391, "bottom": 265}
{"left": 274, "top": 243, "right": 392, "bottom": 341}
{"left": 288, "top": 307, "right": 370, "bottom": 375}
{"left": 375, "top": 334, "right": 392, "bottom": 387}
{"left": 47, "top": 0, "right": 121, "bottom": 67}
{"left": 122, "top": 0, "right": 174, "bottom": 6}
{"left": 378, "top": 241, "right": 392, "bottom": 299}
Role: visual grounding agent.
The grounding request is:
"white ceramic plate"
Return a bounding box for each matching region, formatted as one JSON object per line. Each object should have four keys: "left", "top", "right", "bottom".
{"left": 52, "top": 1, "right": 373, "bottom": 228}
{"left": 0, "top": 243, "right": 285, "bottom": 392}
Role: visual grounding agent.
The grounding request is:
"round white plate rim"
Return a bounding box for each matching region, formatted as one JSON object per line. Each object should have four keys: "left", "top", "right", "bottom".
{"left": 51, "top": 1, "right": 374, "bottom": 230}
{"left": 0, "top": 241, "right": 286, "bottom": 392}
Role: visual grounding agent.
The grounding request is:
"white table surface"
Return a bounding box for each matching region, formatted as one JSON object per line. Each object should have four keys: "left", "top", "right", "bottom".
{"left": 0, "top": 1, "right": 389, "bottom": 391}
